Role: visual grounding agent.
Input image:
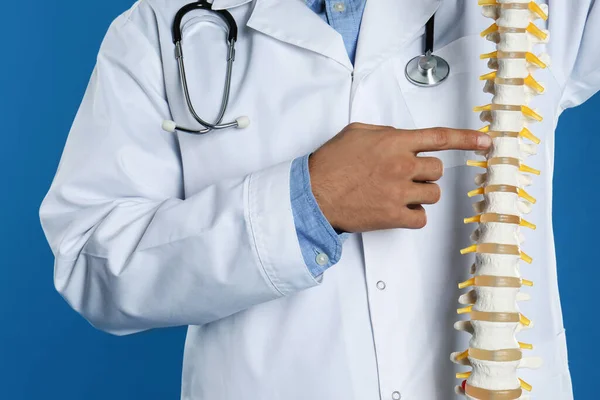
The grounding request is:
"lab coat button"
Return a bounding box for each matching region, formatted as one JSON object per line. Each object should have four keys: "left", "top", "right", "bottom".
{"left": 316, "top": 253, "right": 329, "bottom": 266}
{"left": 376, "top": 281, "right": 386, "bottom": 290}
{"left": 392, "top": 391, "right": 401, "bottom": 400}
{"left": 333, "top": 2, "right": 346, "bottom": 12}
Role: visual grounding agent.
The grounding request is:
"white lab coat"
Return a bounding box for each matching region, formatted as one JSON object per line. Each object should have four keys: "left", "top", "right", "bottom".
{"left": 40, "top": 0, "right": 600, "bottom": 398}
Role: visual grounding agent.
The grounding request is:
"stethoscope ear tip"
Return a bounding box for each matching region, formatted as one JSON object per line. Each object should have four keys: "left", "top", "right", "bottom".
{"left": 162, "top": 120, "right": 177, "bottom": 133}
{"left": 236, "top": 116, "right": 250, "bottom": 129}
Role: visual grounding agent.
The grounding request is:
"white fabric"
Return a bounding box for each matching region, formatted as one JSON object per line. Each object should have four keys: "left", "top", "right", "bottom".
{"left": 39, "top": 0, "right": 600, "bottom": 399}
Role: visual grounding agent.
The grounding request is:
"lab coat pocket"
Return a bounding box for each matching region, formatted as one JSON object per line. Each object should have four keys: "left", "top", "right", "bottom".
{"left": 396, "top": 35, "right": 493, "bottom": 169}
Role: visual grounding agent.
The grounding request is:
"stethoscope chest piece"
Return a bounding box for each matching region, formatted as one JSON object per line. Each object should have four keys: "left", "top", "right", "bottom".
{"left": 405, "top": 52, "right": 450, "bottom": 87}
{"left": 405, "top": 13, "right": 450, "bottom": 88}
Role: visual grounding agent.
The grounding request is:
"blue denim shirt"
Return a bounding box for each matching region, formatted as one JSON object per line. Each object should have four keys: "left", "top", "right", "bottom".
{"left": 305, "top": 0, "right": 367, "bottom": 64}
{"left": 290, "top": 0, "right": 366, "bottom": 277}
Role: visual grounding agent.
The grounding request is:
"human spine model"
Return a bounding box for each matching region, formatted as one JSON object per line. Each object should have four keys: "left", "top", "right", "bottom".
{"left": 451, "top": 1, "right": 549, "bottom": 398}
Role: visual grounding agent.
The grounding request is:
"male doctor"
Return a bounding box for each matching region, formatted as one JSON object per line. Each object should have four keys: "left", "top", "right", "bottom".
{"left": 40, "top": 0, "right": 599, "bottom": 399}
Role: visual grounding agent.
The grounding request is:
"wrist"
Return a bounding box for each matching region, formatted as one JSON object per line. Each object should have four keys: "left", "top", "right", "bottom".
{"left": 308, "top": 153, "right": 342, "bottom": 231}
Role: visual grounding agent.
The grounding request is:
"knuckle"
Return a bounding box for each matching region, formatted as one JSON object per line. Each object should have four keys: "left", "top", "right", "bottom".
{"left": 398, "top": 158, "right": 417, "bottom": 176}
{"left": 335, "top": 129, "right": 348, "bottom": 141}
{"left": 341, "top": 123, "right": 363, "bottom": 137}
{"left": 429, "top": 158, "right": 444, "bottom": 178}
{"left": 463, "top": 131, "right": 478, "bottom": 148}
{"left": 391, "top": 184, "right": 408, "bottom": 204}
{"left": 389, "top": 204, "right": 404, "bottom": 221}
{"left": 347, "top": 122, "right": 364, "bottom": 130}
{"left": 412, "top": 210, "right": 428, "bottom": 229}
{"left": 412, "top": 129, "right": 427, "bottom": 146}
{"left": 430, "top": 184, "right": 442, "bottom": 203}
{"left": 405, "top": 159, "right": 417, "bottom": 175}
{"left": 432, "top": 128, "right": 451, "bottom": 148}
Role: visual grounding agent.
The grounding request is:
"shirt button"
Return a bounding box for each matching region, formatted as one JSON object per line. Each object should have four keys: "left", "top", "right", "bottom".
{"left": 376, "top": 281, "right": 386, "bottom": 290}
{"left": 392, "top": 391, "right": 402, "bottom": 400}
{"left": 333, "top": 2, "right": 346, "bottom": 12}
{"left": 315, "top": 253, "right": 330, "bottom": 266}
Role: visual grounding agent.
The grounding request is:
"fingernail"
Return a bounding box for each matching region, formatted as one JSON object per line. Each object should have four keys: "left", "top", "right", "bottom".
{"left": 477, "top": 134, "right": 492, "bottom": 149}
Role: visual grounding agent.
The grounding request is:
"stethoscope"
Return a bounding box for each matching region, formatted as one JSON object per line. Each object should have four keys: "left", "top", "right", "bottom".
{"left": 162, "top": 0, "right": 249, "bottom": 134}
{"left": 162, "top": 1, "right": 449, "bottom": 135}
{"left": 405, "top": 14, "right": 451, "bottom": 87}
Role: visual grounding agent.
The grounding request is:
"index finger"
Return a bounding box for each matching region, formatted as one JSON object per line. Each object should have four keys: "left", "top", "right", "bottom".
{"left": 409, "top": 128, "right": 492, "bottom": 152}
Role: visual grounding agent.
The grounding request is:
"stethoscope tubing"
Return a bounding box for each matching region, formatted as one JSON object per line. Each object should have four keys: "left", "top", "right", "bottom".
{"left": 175, "top": 40, "right": 237, "bottom": 133}
{"left": 164, "top": 0, "right": 248, "bottom": 134}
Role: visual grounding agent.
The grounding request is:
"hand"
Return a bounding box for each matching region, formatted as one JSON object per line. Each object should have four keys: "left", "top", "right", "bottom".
{"left": 308, "top": 123, "right": 492, "bottom": 232}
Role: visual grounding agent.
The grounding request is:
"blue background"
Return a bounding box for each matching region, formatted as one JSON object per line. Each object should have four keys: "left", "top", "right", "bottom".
{"left": 1, "top": 1, "right": 598, "bottom": 399}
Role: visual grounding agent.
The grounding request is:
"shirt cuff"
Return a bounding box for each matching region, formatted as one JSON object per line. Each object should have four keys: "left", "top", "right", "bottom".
{"left": 289, "top": 154, "right": 348, "bottom": 278}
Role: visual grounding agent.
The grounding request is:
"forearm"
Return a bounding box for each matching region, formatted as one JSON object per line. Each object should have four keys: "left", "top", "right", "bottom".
{"left": 42, "top": 161, "right": 318, "bottom": 335}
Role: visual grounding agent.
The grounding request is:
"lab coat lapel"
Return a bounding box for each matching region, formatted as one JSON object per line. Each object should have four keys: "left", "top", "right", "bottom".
{"left": 354, "top": 0, "right": 441, "bottom": 79}
{"left": 211, "top": 0, "right": 253, "bottom": 9}
{"left": 246, "top": 0, "right": 354, "bottom": 71}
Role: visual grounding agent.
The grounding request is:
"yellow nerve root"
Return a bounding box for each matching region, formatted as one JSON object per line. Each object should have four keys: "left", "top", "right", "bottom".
{"left": 480, "top": 71, "right": 497, "bottom": 81}
{"left": 456, "top": 371, "right": 472, "bottom": 379}
{"left": 520, "top": 164, "right": 541, "bottom": 175}
{"left": 519, "top": 342, "right": 534, "bottom": 350}
{"left": 526, "top": 52, "right": 547, "bottom": 68}
{"left": 527, "top": 22, "right": 549, "bottom": 40}
{"left": 524, "top": 75, "right": 545, "bottom": 93}
{"left": 478, "top": 0, "right": 498, "bottom": 5}
{"left": 473, "top": 104, "right": 492, "bottom": 112}
{"left": 463, "top": 215, "right": 481, "bottom": 224}
{"left": 456, "top": 349, "right": 470, "bottom": 361}
{"left": 520, "top": 314, "right": 532, "bottom": 326}
{"left": 481, "top": 23, "right": 499, "bottom": 37}
{"left": 468, "top": 187, "right": 484, "bottom": 198}
{"left": 520, "top": 251, "right": 533, "bottom": 264}
{"left": 519, "top": 188, "right": 537, "bottom": 204}
{"left": 522, "top": 105, "right": 544, "bottom": 121}
{"left": 529, "top": 1, "right": 548, "bottom": 20}
{"left": 521, "top": 127, "right": 541, "bottom": 144}
{"left": 521, "top": 279, "right": 534, "bottom": 287}
{"left": 520, "top": 378, "right": 533, "bottom": 392}
{"left": 467, "top": 160, "right": 488, "bottom": 168}
{"left": 457, "top": 305, "right": 474, "bottom": 315}
{"left": 520, "top": 219, "right": 537, "bottom": 230}
{"left": 480, "top": 51, "right": 498, "bottom": 60}
{"left": 460, "top": 245, "right": 478, "bottom": 255}
{"left": 459, "top": 278, "right": 476, "bottom": 289}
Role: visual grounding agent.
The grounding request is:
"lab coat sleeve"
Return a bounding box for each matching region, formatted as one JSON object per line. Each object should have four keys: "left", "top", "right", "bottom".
{"left": 39, "top": 13, "right": 319, "bottom": 336}
{"left": 550, "top": 0, "right": 600, "bottom": 109}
